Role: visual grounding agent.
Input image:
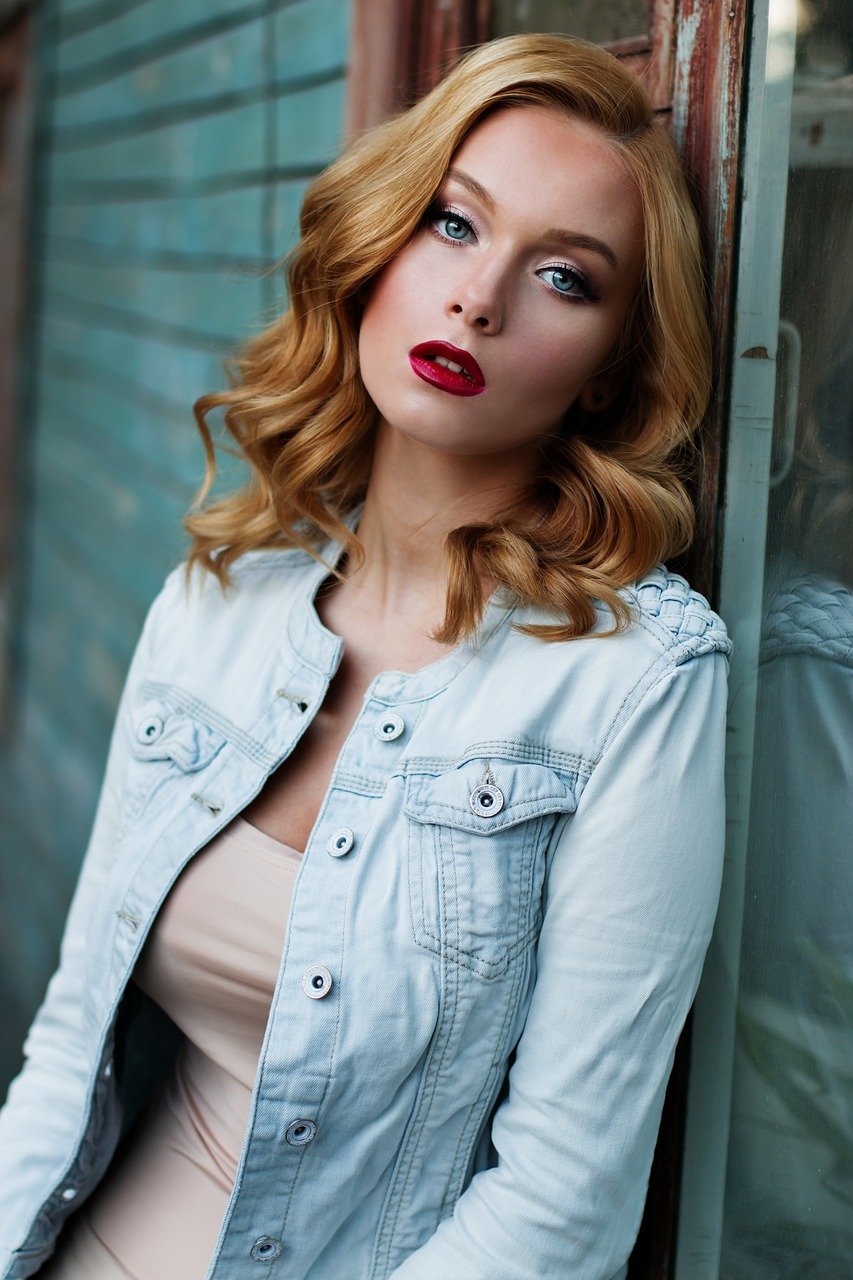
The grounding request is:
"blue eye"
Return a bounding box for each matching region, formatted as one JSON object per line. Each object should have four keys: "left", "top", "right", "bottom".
{"left": 443, "top": 216, "right": 470, "bottom": 240}
{"left": 538, "top": 265, "right": 597, "bottom": 303}
{"left": 427, "top": 203, "right": 477, "bottom": 245}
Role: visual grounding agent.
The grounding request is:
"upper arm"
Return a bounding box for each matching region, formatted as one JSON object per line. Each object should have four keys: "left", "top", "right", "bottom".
{"left": 391, "top": 648, "right": 730, "bottom": 1280}
{"left": 0, "top": 568, "right": 178, "bottom": 1256}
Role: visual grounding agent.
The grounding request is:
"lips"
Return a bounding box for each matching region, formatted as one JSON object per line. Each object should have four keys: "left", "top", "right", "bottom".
{"left": 408, "top": 340, "right": 486, "bottom": 398}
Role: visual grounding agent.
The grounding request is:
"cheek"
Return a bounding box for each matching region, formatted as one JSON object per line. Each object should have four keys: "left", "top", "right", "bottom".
{"left": 359, "top": 278, "right": 392, "bottom": 360}
{"left": 358, "top": 260, "right": 429, "bottom": 410}
{"left": 505, "top": 297, "right": 626, "bottom": 406}
{"left": 361, "top": 251, "right": 429, "bottom": 344}
{"left": 500, "top": 328, "right": 591, "bottom": 406}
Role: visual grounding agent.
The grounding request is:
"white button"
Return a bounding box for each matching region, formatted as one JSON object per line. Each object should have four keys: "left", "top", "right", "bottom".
{"left": 250, "top": 1236, "right": 283, "bottom": 1262}
{"left": 469, "top": 783, "right": 505, "bottom": 817}
{"left": 61, "top": 1187, "right": 78, "bottom": 1201}
{"left": 302, "top": 965, "right": 333, "bottom": 999}
{"left": 103, "top": 1062, "right": 113, "bottom": 1079}
{"left": 326, "top": 827, "right": 354, "bottom": 857}
{"left": 135, "top": 715, "right": 164, "bottom": 744}
{"left": 374, "top": 712, "right": 405, "bottom": 741}
{"left": 285, "top": 1117, "right": 317, "bottom": 1146}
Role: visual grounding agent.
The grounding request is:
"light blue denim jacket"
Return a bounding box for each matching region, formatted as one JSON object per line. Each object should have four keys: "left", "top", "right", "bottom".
{"left": 0, "top": 518, "right": 732, "bottom": 1280}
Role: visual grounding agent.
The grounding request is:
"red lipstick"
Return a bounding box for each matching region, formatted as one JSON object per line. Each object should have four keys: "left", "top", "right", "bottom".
{"left": 408, "top": 340, "right": 486, "bottom": 397}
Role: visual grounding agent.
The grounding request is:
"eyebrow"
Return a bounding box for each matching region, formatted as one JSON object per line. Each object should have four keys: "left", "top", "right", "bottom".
{"left": 445, "top": 167, "right": 620, "bottom": 274}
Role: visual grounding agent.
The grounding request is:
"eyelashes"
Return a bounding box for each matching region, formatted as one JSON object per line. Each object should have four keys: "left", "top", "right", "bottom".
{"left": 535, "top": 263, "right": 601, "bottom": 303}
{"left": 427, "top": 203, "right": 479, "bottom": 245}
{"left": 423, "top": 201, "right": 600, "bottom": 304}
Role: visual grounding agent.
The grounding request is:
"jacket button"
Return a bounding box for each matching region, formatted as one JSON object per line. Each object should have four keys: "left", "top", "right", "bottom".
{"left": 135, "top": 715, "right": 164, "bottom": 743}
{"left": 285, "top": 1118, "right": 317, "bottom": 1146}
{"left": 374, "top": 712, "right": 405, "bottom": 741}
{"left": 469, "top": 784, "right": 505, "bottom": 817}
{"left": 250, "top": 1236, "right": 283, "bottom": 1261}
{"left": 61, "top": 1187, "right": 78, "bottom": 1201}
{"left": 301, "top": 965, "right": 333, "bottom": 999}
{"left": 326, "top": 827, "right": 354, "bottom": 857}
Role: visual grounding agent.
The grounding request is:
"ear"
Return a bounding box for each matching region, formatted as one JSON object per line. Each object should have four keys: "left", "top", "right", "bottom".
{"left": 577, "top": 366, "right": 629, "bottom": 414}
{"left": 577, "top": 381, "right": 612, "bottom": 413}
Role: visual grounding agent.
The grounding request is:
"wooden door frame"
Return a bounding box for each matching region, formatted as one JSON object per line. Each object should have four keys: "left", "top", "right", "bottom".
{"left": 0, "top": 1, "right": 37, "bottom": 731}
{"left": 346, "top": 2, "right": 751, "bottom": 1276}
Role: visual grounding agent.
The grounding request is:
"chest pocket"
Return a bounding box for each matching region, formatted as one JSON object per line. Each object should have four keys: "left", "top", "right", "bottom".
{"left": 404, "top": 755, "right": 579, "bottom": 981}
{"left": 123, "top": 692, "right": 228, "bottom": 831}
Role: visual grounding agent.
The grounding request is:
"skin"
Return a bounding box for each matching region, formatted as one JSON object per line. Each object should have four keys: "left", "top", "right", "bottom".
{"left": 359, "top": 104, "right": 645, "bottom": 461}
{"left": 245, "top": 103, "right": 646, "bottom": 850}
{"left": 348, "top": 103, "right": 645, "bottom": 636}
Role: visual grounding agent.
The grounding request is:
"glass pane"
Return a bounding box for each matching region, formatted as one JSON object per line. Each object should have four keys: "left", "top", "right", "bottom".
{"left": 720, "top": 1, "right": 853, "bottom": 1276}
{"left": 489, "top": 0, "right": 647, "bottom": 45}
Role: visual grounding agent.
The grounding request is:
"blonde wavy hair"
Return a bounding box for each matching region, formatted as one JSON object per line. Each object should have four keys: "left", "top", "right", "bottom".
{"left": 185, "top": 33, "right": 712, "bottom": 643}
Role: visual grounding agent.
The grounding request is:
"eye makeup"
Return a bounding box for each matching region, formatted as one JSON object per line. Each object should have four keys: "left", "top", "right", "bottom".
{"left": 423, "top": 200, "right": 601, "bottom": 304}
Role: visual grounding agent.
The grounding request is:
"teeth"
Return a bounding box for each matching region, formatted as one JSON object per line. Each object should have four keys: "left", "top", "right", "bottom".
{"left": 431, "top": 354, "right": 472, "bottom": 379}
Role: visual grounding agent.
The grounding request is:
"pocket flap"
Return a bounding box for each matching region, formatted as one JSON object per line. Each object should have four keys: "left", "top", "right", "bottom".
{"left": 130, "top": 697, "right": 227, "bottom": 772}
{"left": 404, "top": 757, "right": 579, "bottom": 834}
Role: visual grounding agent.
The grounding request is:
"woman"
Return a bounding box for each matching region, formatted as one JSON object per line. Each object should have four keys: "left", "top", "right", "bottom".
{"left": 0, "top": 33, "right": 731, "bottom": 1280}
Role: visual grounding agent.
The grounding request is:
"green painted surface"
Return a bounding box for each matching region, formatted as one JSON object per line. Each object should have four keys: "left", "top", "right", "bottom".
{"left": 44, "top": 251, "right": 272, "bottom": 343}
{"left": 51, "top": 78, "right": 345, "bottom": 187}
{"left": 54, "top": 0, "right": 349, "bottom": 129}
{"left": 46, "top": 182, "right": 288, "bottom": 259}
{"left": 40, "top": 310, "right": 236, "bottom": 415}
{"left": 0, "top": 0, "right": 353, "bottom": 1092}
{"left": 55, "top": 0, "right": 262, "bottom": 76}
{"left": 56, "top": 12, "right": 270, "bottom": 116}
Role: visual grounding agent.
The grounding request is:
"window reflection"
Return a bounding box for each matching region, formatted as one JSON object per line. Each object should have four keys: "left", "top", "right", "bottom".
{"left": 721, "top": 2, "right": 853, "bottom": 1275}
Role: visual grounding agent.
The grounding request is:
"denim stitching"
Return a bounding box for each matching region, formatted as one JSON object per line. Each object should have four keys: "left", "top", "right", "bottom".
{"left": 439, "top": 869, "right": 533, "bottom": 1216}
{"left": 379, "top": 830, "right": 465, "bottom": 1274}
{"left": 402, "top": 741, "right": 596, "bottom": 776}
{"left": 370, "top": 833, "right": 459, "bottom": 1277}
{"left": 139, "top": 680, "right": 274, "bottom": 768}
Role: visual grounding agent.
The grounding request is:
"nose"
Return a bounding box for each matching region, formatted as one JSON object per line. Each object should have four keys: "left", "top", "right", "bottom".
{"left": 445, "top": 258, "right": 505, "bottom": 335}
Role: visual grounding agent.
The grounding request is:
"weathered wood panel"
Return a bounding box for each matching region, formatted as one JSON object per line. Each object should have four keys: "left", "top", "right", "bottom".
{"left": 55, "top": 17, "right": 268, "bottom": 130}
{"left": 0, "top": 0, "right": 352, "bottom": 1091}
{"left": 40, "top": 310, "right": 230, "bottom": 410}
{"left": 55, "top": 0, "right": 261, "bottom": 76}
{"left": 37, "top": 365, "right": 205, "bottom": 483}
{"left": 47, "top": 183, "right": 276, "bottom": 256}
{"left": 44, "top": 250, "right": 269, "bottom": 343}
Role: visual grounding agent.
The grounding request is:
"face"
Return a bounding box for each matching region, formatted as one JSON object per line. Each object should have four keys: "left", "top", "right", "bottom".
{"left": 358, "top": 104, "right": 645, "bottom": 461}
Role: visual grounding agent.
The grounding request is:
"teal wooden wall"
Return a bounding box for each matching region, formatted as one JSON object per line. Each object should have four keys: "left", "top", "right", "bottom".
{"left": 0, "top": 0, "right": 352, "bottom": 1091}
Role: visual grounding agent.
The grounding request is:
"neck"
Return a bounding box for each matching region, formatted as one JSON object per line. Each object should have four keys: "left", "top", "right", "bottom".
{"left": 339, "top": 419, "right": 536, "bottom": 620}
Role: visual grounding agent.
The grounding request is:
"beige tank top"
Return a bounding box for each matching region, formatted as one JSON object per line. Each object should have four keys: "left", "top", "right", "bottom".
{"left": 38, "top": 816, "right": 302, "bottom": 1280}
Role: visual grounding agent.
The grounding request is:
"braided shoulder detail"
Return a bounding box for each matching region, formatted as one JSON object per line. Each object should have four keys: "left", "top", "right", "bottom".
{"left": 627, "top": 565, "right": 733, "bottom": 665}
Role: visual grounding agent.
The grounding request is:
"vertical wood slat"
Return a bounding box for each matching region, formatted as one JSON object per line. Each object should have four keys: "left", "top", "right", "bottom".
{"left": 0, "top": 9, "right": 35, "bottom": 587}
{"left": 346, "top": 0, "right": 490, "bottom": 137}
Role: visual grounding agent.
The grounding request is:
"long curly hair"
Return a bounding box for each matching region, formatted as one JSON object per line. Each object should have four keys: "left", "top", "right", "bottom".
{"left": 184, "top": 33, "right": 712, "bottom": 643}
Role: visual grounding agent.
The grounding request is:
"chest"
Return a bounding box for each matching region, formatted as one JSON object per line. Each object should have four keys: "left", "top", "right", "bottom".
{"left": 240, "top": 672, "right": 363, "bottom": 853}
{"left": 240, "top": 620, "right": 455, "bottom": 853}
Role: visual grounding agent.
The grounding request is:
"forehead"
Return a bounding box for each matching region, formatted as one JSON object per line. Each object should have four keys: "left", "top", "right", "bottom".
{"left": 447, "top": 104, "right": 644, "bottom": 267}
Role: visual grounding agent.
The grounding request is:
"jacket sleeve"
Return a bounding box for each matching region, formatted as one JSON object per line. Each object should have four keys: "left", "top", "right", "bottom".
{"left": 0, "top": 570, "right": 177, "bottom": 1266}
{"left": 390, "top": 647, "right": 730, "bottom": 1280}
